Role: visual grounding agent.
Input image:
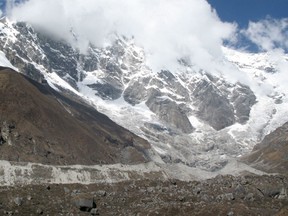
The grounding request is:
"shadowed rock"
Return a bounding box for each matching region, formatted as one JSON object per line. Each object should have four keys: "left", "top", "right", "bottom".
{"left": 146, "top": 90, "right": 194, "bottom": 134}
{"left": 192, "top": 79, "right": 235, "bottom": 130}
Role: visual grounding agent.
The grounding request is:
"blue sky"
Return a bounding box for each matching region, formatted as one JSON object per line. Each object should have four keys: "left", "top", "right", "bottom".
{"left": 208, "top": 0, "right": 288, "bottom": 52}
{"left": 208, "top": 0, "right": 288, "bottom": 27}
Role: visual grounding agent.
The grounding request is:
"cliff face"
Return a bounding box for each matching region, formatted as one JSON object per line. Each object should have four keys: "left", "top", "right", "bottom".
{"left": 0, "top": 68, "right": 151, "bottom": 165}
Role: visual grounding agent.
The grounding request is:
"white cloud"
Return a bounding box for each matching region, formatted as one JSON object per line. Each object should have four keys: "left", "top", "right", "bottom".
{"left": 5, "top": 0, "right": 16, "bottom": 17}
{"left": 10, "top": 0, "right": 236, "bottom": 72}
{"left": 243, "top": 17, "right": 288, "bottom": 52}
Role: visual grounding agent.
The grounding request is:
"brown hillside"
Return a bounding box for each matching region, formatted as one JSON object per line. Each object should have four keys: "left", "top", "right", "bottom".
{"left": 241, "top": 122, "right": 288, "bottom": 174}
{"left": 0, "top": 67, "right": 151, "bottom": 165}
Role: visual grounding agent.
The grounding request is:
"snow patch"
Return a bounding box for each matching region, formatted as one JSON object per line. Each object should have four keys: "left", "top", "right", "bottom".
{"left": 0, "top": 51, "right": 18, "bottom": 70}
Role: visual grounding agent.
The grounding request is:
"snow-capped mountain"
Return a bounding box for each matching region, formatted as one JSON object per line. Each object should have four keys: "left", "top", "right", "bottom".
{"left": 1, "top": 18, "right": 288, "bottom": 171}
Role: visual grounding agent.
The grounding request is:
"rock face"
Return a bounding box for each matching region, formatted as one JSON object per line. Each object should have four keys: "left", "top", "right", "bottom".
{"left": 231, "top": 85, "right": 257, "bottom": 124}
{"left": 242, "top": 122, "right": 288, "bottom": 174}
{"left": 192, "top": 79, "right": 235, "bottom": 130}
{"left": 0, "top": 68, "right": 151, "bottom": 165}
{"left": 0, "top": 19, "right": 261, "bottom": 170}
{"left": 0, "top": 120, "right": 15, "bottom": 146}
{"left": 146, "top": 93, "right": 194, "bottom": 134}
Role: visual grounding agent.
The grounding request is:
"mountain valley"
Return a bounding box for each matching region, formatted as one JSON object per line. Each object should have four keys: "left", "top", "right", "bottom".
{"left": 0, "top": 16, "right": 287, "bottom": 215}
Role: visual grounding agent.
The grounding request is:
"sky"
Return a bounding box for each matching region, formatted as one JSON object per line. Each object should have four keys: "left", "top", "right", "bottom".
{"left": 0, "top": 0, "right": 287, "bottom": 74}
{"left": 1, "top": 0, "right": 287, "bottom": 28}
{"left": 208, "top": 0, "right": 288, "bottom": 28}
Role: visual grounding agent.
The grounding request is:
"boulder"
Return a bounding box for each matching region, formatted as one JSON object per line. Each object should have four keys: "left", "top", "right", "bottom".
{"left": 73, "top": 196, "right": 96, "bottom": 212}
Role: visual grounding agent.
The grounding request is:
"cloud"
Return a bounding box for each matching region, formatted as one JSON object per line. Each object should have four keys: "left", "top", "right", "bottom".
{"left": 10, "top": 0, "right": 237, "bottom": 72}
{"left": 242, "top": 17, "right": 288, "bottom": 52}
{"left": 5, "top": 0, "right": 16, "bottom": 16}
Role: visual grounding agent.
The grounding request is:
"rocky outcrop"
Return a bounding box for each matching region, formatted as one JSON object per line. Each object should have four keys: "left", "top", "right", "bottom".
{"left": 88, "top": 80, "right": 123, "bottom": 100}
{"left": 192, "top": 79, "right": 235, "bottom": 130}
{"left": 123, "top": 78, "right": 149, "bottom": 105}
{"left": 0, "top": 121, "right": 17, "bottom": 146}
{"left": 231, "top": 84, "right": 257, "bottom": 124}
{"left": 146, "top": 90, "right": 194, "bottom": 134}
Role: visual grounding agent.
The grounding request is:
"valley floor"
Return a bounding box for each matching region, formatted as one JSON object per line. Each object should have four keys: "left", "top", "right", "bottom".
{"left": 0, "top": 175, "right": 287, "bottom": 216}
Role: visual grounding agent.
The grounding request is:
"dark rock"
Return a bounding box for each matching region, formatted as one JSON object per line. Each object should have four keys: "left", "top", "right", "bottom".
{"left": 245, "top": 193, "right": 255, "bottom": 201}
{"left": 36, "top": 208, "right": 43, "bottom": 215}
{"left": 88, "top": 80, "right": 123, "bottom": 100}
{"left": 123, "top": 79, "right": 149, "bottom": 105}
{"left": 193, "top": 187, "right": 202, "bottom": 195}
{"left": 274, "top": 96, "right": 283, "bottom": 104}
{"left": 234, "top": 184, "right": 246, "bottom": 199}
{"left": 192, "top": 79, "right": 235, "bottom": 130}
{"left": 74, "top": 196, "right": 96, "bottom": 212}
{"left": 147, "top": 187, "right": 155, "bottom": 193}
{"left": 37, "top": 32, "right": 79, "bottom": 81}
{"left": 13, "top": 197, "right": 22, "bottom": 206}
{"left": 95, "top": 190, "right": 107, "bottom": 197}
{"left": 158, "top": 70, "right": 190, "bottom": 100}
{"left": 217, "top": 193, "right": 235, "bottom": 201}
{"left": 83, "top": 51, "right": 99, "bottom": 72}
{"left": 146, "top": 91, "right": 194, "bottom": 133}
{"left": 170, "top": 179, "right": 177, "bottom": 185}
{"left": 0, "top": 121, "right": 10, "bottom": 145}
{"left": 239, "top": 176, "right": 249, "bottom": 185}
{"left": 3, "top": 210, "right": 13, "bottom": 216}
{"left": 231, "top": 84, "right": 256, "bottom": 124}
{"left": 261, "top": 187, "right": 287, "bottom": 199}
{"left": 0, "top": 136, "right": 5, "bottom": 145}
{"left": 23, "top": 63, "right": 45, "bottom": 83}
{"left": 178, "top": 196, "right": 186, "bottom": 202}
{"left": 90, "top": 208, "right": 100, "bottom": 215}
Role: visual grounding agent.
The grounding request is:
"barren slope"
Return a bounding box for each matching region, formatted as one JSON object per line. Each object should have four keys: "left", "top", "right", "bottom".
{"left": 0, "top": 67, "right": 151, "bottom": 165}
{"left": 241, "top": 122, "right": 288, "bottom": 174}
